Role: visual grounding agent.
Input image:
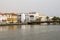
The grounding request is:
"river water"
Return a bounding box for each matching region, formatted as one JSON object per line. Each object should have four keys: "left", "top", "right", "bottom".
{"left": 0, "top": 25, "right": 60, "bottom": 40}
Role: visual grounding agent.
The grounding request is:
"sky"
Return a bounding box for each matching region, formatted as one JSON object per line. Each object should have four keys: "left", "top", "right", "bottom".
{"left": 0, "top": 0, "right": 60, "bottom": 17}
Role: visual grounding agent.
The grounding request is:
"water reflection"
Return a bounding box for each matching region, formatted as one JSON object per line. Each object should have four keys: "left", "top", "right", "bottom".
{"left": 0, "top": 25, "right": 18, "bottom": 32}
{"left": 0, "top": 25, "right": 50, "bottom": 32}
{"left": 0, "top": 25, "right": 58, "bottom": 32}
{"left": 0, "top": 25, "right": 39, "bottom": 32}
{"left": 0, "top": 25, "right": 60, "bottom": 40}
{"left": 0, "top": 25, "right": 48, "bottom": 33}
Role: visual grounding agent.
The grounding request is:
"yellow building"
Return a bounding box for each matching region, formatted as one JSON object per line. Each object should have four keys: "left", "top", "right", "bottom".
{"left": 4, "top": 13, "right": 17, "bottom": 23}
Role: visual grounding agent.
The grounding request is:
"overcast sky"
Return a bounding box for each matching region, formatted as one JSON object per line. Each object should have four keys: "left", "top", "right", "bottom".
{"left": 0, "top": 0, "right": 60, "bottom": 16}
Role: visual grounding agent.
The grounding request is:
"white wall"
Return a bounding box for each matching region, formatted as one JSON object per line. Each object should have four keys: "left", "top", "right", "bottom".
{"left": 0, "top": 15, "right": 7, "bottom": 20}
{"left": 21, "top": 13, "right": 25, "bottom": 23}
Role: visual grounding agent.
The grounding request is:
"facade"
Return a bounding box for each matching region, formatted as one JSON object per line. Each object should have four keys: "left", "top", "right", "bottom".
{"left": 28, "top": 12, "right": 39, "bottom": 22}
{"left": 5, "top": 13, "right": 17, "bottom": 23}
{"left": 0, "top": 12, "right": 47, "bottom": 24}
{"left": 38, "top": 14, "right": 46, "bottom": 21}
{"left": 0, "top": 13, "right": 7, "bottom": 24}
{"left": 0, "top": 13, "right": 17, "bottom": 24}
{"left": 49, "top": 17, "right": 53, "bottom": 21}
{"left": 25, "top": 13, "right": 29, "bottom": 22}
{"left": 17, "top": 12, "right": 39, "bottom": 23}
{"left": 17, "top": 13, "right": 26, "bottom": 23}
{"left": 17, "top": 13, "right": 21, "bottom": 23}
{"left": 21, "top": 13, "right": 25, "bottom": 23}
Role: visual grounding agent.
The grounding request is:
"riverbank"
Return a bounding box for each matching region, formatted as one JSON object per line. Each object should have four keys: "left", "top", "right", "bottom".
{"left": 0, "top": 23, "right": 60, "bottom": 26}
{"left": 0, "top": 23, "right": 27, "bottom": 26}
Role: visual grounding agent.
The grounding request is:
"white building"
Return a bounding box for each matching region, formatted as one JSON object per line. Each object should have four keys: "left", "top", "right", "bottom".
{"left": 21, "top": 13, "right": 25, "bottom": 23}
{"left": 17, "top": 12, "right": 47, "bottom": 23}
{"left": 28, "top": 12, "right": 39, "bottom": 22}
{"left": 17, "top": 12, "right": 39, "bottom": 23}
{"left": 0, "top": 13, "right": 7, "bottom": 23}
{"left": 38, "top": 14, "right": 46, "bottom": 21}
{"left": 25, "top": 13, "right": 30, "bottom": 22}
{"left": 49, "top": 17, "right": 53, "bottom": 21}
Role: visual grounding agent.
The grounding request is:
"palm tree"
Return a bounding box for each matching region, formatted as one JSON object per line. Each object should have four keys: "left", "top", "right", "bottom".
{"left": 46, "top": 16, "right": 50, "bottom": 25}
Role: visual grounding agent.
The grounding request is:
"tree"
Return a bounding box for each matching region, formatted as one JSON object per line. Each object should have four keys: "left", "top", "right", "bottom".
{"left": 52, "top": 16, "right": 57, "bottom": 21}
{"left": 46, "top": 16, "right": 50, "bottom": 25}
{"left": 58, "top": 17, "right": 60, "bottom": 24}
{"left": 52, "top": 16, "right": 58, "bottom": 24}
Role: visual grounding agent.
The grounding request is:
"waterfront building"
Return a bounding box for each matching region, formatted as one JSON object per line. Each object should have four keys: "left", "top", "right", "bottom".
{"left": 49, "top": 17, "right": 53, "bottom": 21}
{"left": 38, "top": 14, "right": 46, "bottom": 21}
{"left": 21, "top": 13, "right": 25, "bottom": 23}
{"left": 0, "top": 13, "right": 17, "bottom": 24}
{"left": 17, "top": 13, "right": 28, "bottom": 23}
{"left": 0, "top": 12, "right": 51, "bottom": 24}
{"left": 0, "top": 13, "right": 7, "bottom": 24}
{"left": 28, "top": 12, "right": 39, "bottom": 22}
{"left": 17, "top": 13, "right": 21, "bottom": 23}
{"left": 4, "top": 13, "right": 18, "bottom": 24}
{"left": 25, "top": 13, "right": 30, "bottom": 23}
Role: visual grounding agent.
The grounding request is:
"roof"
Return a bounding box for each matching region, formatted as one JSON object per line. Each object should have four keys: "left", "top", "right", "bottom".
{"left": 0, "top": 12, "right": 17, "bottom": 16}
{"left": 4, "top": 13, "right": 17, "bottom": 15}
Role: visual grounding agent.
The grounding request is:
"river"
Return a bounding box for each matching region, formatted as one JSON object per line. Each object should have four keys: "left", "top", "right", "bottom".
{"left": 0, "top": 25, "right": 60, "bottom": 40}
